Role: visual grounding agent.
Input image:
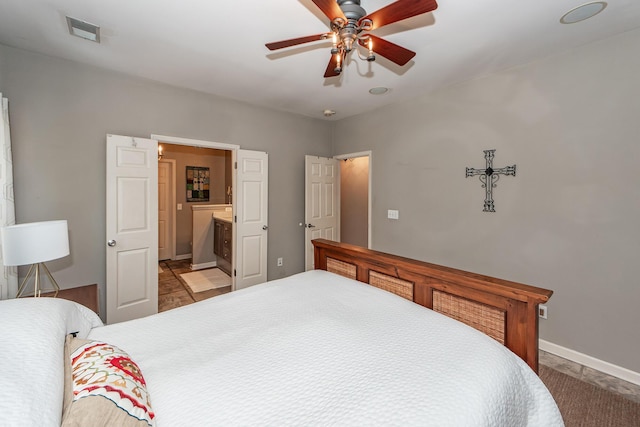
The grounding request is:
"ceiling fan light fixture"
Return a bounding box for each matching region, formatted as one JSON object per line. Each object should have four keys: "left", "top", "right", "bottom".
{"left": 366, "top": 37, "right": 375, "bottom": 61}
{"left": 66, "top": 16, "right": 100, "bottom": 43}
{"left": 560, "top": 2, "right": 607, "bottom": 24}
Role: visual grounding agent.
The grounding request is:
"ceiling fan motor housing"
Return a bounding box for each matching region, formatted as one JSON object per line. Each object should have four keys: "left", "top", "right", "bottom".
{"left": 338, "top": 0, "right": 367, "bottom": 21}
{"left": 337, "top": 0, "right": 367, "bottom": 52}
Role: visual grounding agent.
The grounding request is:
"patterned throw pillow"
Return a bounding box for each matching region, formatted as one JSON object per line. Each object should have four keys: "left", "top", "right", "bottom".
{"left": 62, "top": 337, "right": 155, "bottom": 427}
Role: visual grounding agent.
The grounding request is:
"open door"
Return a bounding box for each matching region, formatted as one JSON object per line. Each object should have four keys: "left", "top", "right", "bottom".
{"left": 234, "top": 149, "right": 268, "bottom": 290}
{"left": 158, "top": 159, "right": 176, "bottom": 261}
{"left": 106, "top": 134, "right": 158, "bottom": 324}
{"left": 304, "top": 155, "right": 339, "bottom": 270}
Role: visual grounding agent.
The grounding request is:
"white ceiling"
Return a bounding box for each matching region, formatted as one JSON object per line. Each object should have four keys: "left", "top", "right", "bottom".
{"left": 0, "top": 1, "right": 638, "bottom": 120}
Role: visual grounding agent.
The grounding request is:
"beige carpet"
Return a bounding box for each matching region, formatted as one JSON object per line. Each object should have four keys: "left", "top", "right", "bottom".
{"left": 180, "top": 268, "right": 230, "bottom": 293}
{"left": 540, "top": 366, "right": 640, "bottom": 427}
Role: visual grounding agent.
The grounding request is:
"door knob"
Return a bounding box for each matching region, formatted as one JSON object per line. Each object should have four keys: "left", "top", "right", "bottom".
{"left": 107, "top": 240, "right": 116, "bottom": 247}
{"left": 306, "top": 224, "right": 315, "bottom": 228}
{"left": 262, "top": 225, "right": 268, "bottom": 230}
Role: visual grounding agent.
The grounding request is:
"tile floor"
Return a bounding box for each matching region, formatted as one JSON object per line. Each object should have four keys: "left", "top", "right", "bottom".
{"left": 158, "top": 259, "right": 231, "bottom": 312}
{"left": 157, "top": 261, "right": 640, "bottom": 403}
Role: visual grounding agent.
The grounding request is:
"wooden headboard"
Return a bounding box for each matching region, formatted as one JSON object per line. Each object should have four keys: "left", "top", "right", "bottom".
{"left": 312, "top": 239, "right": 552, "bottom": 373}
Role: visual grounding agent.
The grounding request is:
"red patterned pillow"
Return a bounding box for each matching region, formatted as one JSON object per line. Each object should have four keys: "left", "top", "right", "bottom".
{"left": 62, "top": 337, "right": 155, "bottom": 427}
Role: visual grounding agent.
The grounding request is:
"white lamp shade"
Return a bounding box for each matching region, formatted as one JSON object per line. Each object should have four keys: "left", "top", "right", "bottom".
{"left": 0, "top": 220, "right": 70, "bottom": 266}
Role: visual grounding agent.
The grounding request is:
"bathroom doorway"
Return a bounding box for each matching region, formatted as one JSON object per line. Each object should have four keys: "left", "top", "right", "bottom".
{"left": 156, "top": 143, "right": 232, "bottom": 262}
{"left": 156, "top": 142, "right": 233, "bottom": 311}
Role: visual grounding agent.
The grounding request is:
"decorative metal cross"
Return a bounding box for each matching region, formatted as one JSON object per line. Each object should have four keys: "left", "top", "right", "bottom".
{"left": 465, "top": 149, "right": 516, "bottom": 212}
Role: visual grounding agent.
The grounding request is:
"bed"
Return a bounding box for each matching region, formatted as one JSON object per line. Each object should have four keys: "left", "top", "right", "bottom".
{"left": 0, "top": 240, "right": 563, "bottom": 426}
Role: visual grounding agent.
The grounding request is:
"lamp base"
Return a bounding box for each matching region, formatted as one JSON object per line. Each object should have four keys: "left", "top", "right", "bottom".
{"left": 15, "top": 262, "right": 61, "bottom": 298}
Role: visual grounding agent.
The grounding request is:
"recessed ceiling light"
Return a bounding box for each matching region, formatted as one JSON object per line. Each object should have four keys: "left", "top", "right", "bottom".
{"left": 66, "top": 16, "right": 100, "bottom": 42}
{"left": 369, "top": 87, "right": 389, "bottom": 95}
{"left": 560, "top": 2, "right": 607, "bottom": 24}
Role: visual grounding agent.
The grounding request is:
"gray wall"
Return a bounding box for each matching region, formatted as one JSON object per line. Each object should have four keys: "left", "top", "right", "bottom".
{"left": 0, "top": 44, "right": 332, "bottom": 316}
{"left": 332, "top": 28, "right": 640, "bottom": 373}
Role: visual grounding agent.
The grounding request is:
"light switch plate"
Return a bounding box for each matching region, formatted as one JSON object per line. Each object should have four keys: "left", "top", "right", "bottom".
{"left": 387, "top": 209, "right": 399, "bottom": 220}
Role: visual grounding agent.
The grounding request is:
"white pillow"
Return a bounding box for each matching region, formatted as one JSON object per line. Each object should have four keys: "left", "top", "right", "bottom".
{"left": 0, "top": 298, "right": 103, "bottom": 427}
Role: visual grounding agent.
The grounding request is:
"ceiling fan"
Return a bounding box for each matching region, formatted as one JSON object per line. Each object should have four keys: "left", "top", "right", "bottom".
{"left": 265, "top": 0, "right": 438, "bottom": 78}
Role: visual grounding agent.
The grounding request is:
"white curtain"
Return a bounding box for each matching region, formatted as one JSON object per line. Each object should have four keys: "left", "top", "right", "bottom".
{"left": 0, "top": 93, "right": 17, "bottom": 299}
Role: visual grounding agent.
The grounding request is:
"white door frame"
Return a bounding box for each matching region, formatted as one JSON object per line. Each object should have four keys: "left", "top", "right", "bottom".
{"left": 334, "top": 150, "right": 373, "bottom": 249}
{"left": 158, "top": 158, "right": 177, "bottom": 260}
{"left": 151, "top": 134, "right": 240, "bottom": 287}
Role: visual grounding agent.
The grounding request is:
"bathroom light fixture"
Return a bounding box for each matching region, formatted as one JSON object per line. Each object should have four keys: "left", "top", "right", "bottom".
{"left": 560, "top": 2, "right": 607, "bottom": 24}
{"left": 66, "top": 16, "right": 101, "bottom": 42}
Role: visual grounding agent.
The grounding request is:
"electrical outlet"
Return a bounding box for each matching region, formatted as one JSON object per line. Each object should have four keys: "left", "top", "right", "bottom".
{"left": 538, "top": 304, "right": 548, "bottom": 319}
{"left": 387, "top": 209, "right": 399, "bottom": 220}
{"left": 277, "top": 257, "right": 283, "bottom": 267}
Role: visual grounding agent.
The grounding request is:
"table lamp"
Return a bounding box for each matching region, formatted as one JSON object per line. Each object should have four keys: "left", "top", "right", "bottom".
{"left": 0, "top": 220, "right": 70, "bottom": 298}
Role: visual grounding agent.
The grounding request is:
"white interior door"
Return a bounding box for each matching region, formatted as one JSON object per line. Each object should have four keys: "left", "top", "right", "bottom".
{"left": 158, "top": 159, "right": 175, "bottom": 261}
{"left": 106, "top": 134, "right": 158, "bottom": 324}
{"left": 304, "top": 155, "right": 339, "bottom": 270}
{"left": 235, "top": 149, "right": 268, "bottom": 290}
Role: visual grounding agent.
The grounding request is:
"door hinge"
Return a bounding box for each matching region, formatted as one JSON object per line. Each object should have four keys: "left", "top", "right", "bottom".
{"left": 234, "top": 161, "right": 237, "bottom": 169}
{"left": 234, "top": 215, "right": 237, "bottom": 223}
{"left": 234, "top": 269, "right": 237, "bottom": 277}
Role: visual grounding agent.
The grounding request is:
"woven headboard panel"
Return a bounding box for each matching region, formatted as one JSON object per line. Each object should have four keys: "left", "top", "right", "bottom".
{"left": 369, "top": 271, "right": 413, "bottom": 301}
{"left": 327, "top": 258, "right": 414, "bottom": 301}
{"left": 326, "top": 257, "right": 356, "bottom": 280}
{"left": 433, "top": 290, "right": 505, "bottom": 344}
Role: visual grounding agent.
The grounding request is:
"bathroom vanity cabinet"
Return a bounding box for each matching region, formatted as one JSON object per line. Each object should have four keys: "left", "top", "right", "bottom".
{"left": 192, "top": 204, "right": 232, "bottom": 271}
{"left": 214, "top": 218, "right": 232, "bottom": 275}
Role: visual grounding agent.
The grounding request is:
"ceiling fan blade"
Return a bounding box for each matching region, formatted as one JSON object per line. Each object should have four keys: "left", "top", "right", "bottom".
{"left": 324, "top": 54, "right": 341, "bottom": 78}
{"left": 312, "top": 0, "right": 347, "bottom": 22}
{"left": 361, "top": 0, "right": 438, "bottom": 30}
{"left": 266, "top": 34, "right": 329, "bottom": 51}
{"left": 361, "top": 34, "right": 416, "bottom": 66}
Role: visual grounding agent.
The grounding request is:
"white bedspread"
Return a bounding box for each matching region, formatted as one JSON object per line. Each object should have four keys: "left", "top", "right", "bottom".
{"left": 88, "top": 270, "right": 563, "bottom": 426}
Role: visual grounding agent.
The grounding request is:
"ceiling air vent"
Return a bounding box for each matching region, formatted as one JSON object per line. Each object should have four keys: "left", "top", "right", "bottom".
{"left": 66, "top": 16, "right": 100, "bottom": 43}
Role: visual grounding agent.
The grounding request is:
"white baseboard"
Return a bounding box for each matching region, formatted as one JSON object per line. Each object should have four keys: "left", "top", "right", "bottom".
{"left": 190, "top": 261, "right": 217, "bottom": 271}
{"left": 540, "top": 339, "right": 640, "bottom": 386}
{"left": 174, "top": 253, "right": 192, "bottom": 261}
